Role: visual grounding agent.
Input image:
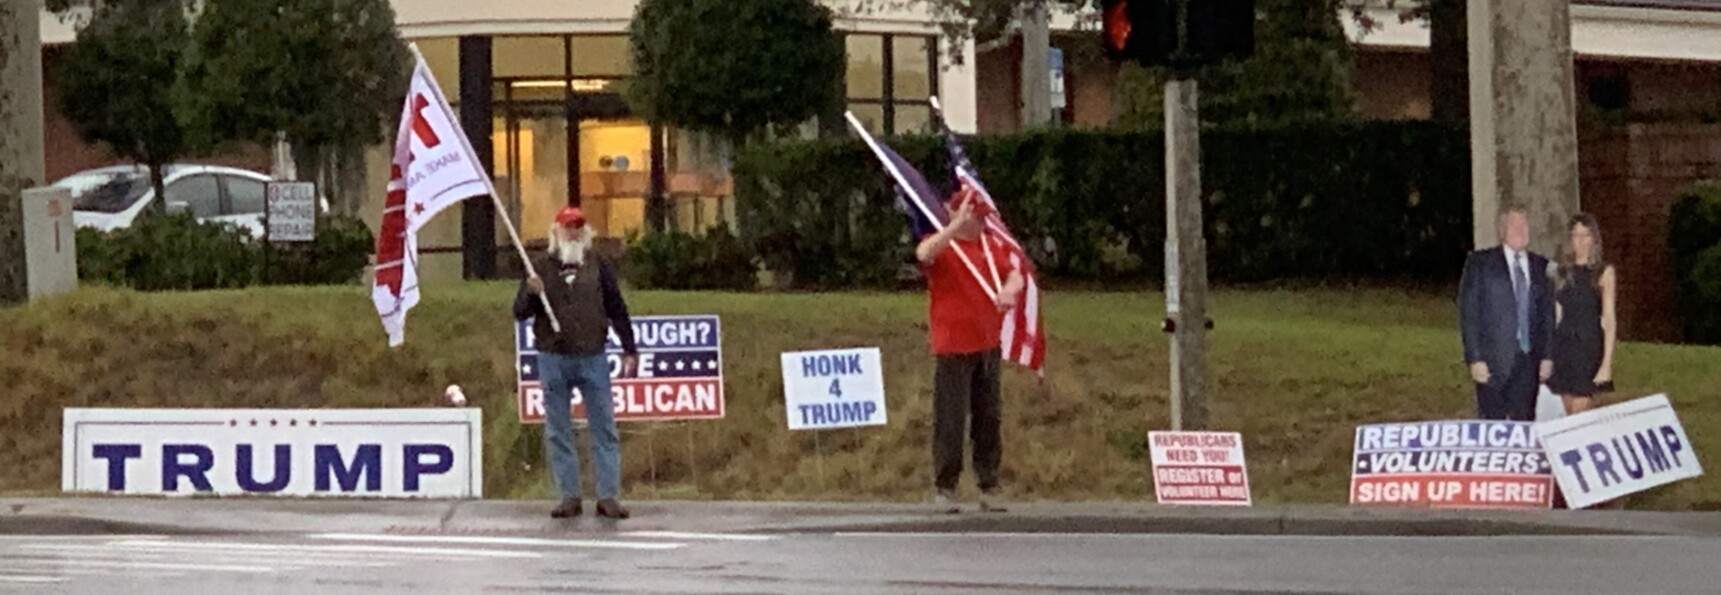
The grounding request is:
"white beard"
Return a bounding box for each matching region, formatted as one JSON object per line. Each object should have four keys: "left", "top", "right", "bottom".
{"left": 550, "top": 226, "right": 591, "bottom": 265}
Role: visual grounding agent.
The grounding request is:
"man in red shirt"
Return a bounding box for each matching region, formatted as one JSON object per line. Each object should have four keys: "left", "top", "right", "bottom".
{"left": 917, "top": 185, "right": 1025, "bottom": 513}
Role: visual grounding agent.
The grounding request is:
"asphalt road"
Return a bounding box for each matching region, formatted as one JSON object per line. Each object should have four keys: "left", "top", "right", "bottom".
{"left": 2, "top": 528, "right": 1717, "bottom": 594}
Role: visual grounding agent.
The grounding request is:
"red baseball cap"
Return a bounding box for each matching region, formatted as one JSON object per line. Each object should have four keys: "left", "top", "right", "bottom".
{"left": 947, "top": 184, "right": 994, "bottom": 218}
{"left": 555, "top": 206, "right": 587, "bottom": 228}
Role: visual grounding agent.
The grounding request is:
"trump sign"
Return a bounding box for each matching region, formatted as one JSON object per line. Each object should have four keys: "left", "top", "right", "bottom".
{"left": 61, "top": 408, "right": 482, "bottom": 498}
{"left": 781, "top": 347, "right": 887, "bottom": 430}
{"left": 517, "top": 315, "right": 725, "bottom": 423}
{"left": 1535, "top": 393, "right": 1703, "bottom": 509}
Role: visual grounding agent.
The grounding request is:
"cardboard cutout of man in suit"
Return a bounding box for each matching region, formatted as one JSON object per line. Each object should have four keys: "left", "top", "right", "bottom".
{"left": 1458, "top": 205, "right": 1556, "bottom": 421}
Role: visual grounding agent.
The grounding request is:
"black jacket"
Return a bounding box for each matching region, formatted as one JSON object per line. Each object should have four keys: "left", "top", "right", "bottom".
{"left": 1458, "top": 246, "right": 1554, "bottom": 377}
{"left": 513, "top": 254, "right": 638, "bottom": 356}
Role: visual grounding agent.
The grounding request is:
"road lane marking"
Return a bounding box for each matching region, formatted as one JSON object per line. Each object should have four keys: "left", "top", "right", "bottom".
{"left": 309, "top": 533, "right": 686, "bottom": 551}
{"left": 105, "top": 540, "right": 544, "bottom": 559}
{"left": 620, "top": 531, "right": 776, "bottom": 542}
{"left": 1, "top": 558, "right": 273, "bottom": 573}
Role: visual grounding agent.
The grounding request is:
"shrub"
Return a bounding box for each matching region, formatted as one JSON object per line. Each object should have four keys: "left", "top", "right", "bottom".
{"left": 77, "top": 212, "right": 260, "bottom": 291}
{"left": 732, "top": 121, "right": 1471, "bottom": 288}
{"left": 624, "top": 226, "right": 758, "bottom": 290}
{"left": 263, "top": 213, "right": 376, "bottom": 286}
{"left": 1669, "top": 182, "right": 1721, "bottom": 344}
{"left": 76, "top": 212, "right": 374, "bottom": 291}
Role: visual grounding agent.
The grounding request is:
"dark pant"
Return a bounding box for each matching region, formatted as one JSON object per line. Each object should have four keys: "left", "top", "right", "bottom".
{"left": 933, "top": 348, "right": 1002, "bottom": 492}
{"left": 1476, "top": 353, "right": 1537, "bottom": 421}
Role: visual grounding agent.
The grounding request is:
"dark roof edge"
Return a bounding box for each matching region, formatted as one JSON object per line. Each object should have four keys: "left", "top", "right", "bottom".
{"left": 1580, "top": 0, "right": 1721, "bottom": 12}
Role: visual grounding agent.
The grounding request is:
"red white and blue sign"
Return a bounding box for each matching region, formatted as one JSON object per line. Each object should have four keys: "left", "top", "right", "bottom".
{"left": 516, "top": 315, "right": 724, "bottom": 423}
{"left": 1349, "top": 420, "right": 1554, "bottom": 509}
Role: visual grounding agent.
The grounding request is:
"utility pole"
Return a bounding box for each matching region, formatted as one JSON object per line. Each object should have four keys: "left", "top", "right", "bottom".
{"left": 1102, "top": 0, "right": 1251, "bottom": 431}
{"left": 0, "top": 0, "right": 46, "bottom": 306}
{"left": 1163, "top": 72, "right": 1208, "bottom": 431}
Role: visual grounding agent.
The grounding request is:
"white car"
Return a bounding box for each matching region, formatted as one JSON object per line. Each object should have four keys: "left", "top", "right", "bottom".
{"left": 70, "top": 165, "right": 286, "bottom": 238}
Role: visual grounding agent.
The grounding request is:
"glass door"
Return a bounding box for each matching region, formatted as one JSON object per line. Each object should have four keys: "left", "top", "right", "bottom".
{"left": 497, "top": 80, "right": 570, "bottom": 246}
{"left": 576, "top": 117, "right": 652, "bottom": 239}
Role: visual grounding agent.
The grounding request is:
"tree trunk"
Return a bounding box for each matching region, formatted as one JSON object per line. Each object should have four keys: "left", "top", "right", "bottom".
{"left": 1429, "top": 0, "right": 1469, "bottom": 123}
{"left": 0, "top": 0, "right": 45, "bottom": 306}
{"left": 148, "top": 159, "right": 167, "bottom": 215}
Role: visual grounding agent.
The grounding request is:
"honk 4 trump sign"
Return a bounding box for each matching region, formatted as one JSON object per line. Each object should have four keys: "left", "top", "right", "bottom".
{"left": 781, "top": 347, "right": 886, "bottom": 430}
{"left": 1534, "top": 393, "right": 1703, "bottom": 509}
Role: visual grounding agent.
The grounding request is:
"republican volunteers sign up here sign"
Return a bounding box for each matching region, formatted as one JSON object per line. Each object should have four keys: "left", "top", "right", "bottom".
{"left": 518, "top": 315, "right": 724, "bottom": 423}
{"left": 1350, "top": 420, "right": 1553, "bottom": 508}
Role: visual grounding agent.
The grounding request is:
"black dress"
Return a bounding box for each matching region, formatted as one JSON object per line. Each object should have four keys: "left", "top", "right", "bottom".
{"left": 1549, "top": 265, "right": 1604, "bottom": 396}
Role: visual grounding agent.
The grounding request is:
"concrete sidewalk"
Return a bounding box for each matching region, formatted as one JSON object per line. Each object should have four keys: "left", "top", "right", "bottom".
{"left": 4, "top": 497, "right": 1721, "bottom": 537}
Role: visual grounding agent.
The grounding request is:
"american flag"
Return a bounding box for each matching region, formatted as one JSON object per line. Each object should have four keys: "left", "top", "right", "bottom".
{"left": 928, "top": 108, "right": 1045, "bottom": 374}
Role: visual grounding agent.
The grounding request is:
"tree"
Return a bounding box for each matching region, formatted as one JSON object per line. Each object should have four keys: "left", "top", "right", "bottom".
{"left": 628, "top": 0, "right": 844, "bottom": 231}
{"left": 177, "top": 0, "right": 408, "bottom": 214}
{"left": 628, "top": 0, "right": 844, "bottom": 146}
{"left": 55, "top": 0, "right": 190, "bottom": 214}
{"left": 1, "top": 0, "right": 46, "bottom": 305}
{"left": 1115, "top": 0, "right": 1359, "bottom": 128}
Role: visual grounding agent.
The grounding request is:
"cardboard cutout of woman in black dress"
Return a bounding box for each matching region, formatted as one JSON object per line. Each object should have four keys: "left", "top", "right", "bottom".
{"left": 1549, "top": 212, "right": 1618, "bottom": 415}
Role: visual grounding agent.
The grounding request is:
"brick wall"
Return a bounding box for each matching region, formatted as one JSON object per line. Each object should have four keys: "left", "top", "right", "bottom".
{"left": 1578, "top": 123, "right": 1721, "bottom": 343}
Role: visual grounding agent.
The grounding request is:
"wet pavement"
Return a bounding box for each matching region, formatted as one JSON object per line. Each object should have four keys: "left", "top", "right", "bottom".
{"left": 3, "top": 529, "right": 1718, "bottom": 594}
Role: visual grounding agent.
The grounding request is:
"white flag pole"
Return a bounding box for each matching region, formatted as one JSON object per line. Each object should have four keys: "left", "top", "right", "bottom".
{"left": 845, "top": 111, "right": 998, "bottom": 302}
{"left": 407, "top": 43, "right": 561, "bottom": 332}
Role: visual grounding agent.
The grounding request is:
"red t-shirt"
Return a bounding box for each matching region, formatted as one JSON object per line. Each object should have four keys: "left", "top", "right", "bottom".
{"left": 925, "top": 235, "right": 1018, "bottom": 355}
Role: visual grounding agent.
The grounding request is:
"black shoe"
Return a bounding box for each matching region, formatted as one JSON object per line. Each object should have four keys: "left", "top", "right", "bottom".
{"left": 550, "top": 497, "right": 582, "bottom": 518}
{"left": 596, "top": 498, "right": 631, "bottom": 520}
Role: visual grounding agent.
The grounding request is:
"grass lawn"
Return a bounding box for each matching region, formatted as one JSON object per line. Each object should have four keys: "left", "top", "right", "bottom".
{"left": 2, "top": 283, "right": 1717, "bottom": 510}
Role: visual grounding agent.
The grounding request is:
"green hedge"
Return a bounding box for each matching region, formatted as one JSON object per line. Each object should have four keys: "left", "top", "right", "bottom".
{"left": 623, "top": 226, "right": 758, "bottom": 290}
{"left": 1670, "top": 182, "right": 1721, "bottom": 345}
{"left": 76, "top": 212, "right": 374, "bottom": 290}
{"left": 733, "top": 121, "right": 1471, "bottom": 288}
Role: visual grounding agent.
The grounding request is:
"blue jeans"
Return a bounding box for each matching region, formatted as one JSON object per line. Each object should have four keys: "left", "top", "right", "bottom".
{"left": 539, "top": 351, "right": 621, "bottom": 500}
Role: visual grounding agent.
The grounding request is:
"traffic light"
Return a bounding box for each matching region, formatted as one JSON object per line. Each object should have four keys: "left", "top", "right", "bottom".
{"left": 1186, "top": 0, "right": 1255, "bottom": 65}
{"left": 1101, "top": 0, "right": 1254, "bottom": 68}
{"left": 1101, "top": 0, "right": 1175, "bottom": 66}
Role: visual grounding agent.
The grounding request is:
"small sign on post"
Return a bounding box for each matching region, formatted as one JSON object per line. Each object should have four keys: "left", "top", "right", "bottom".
{"left": 266, "top": 181, "right": 317, "bottom": 242}
{"left": 781, "top": 347, "right": 886, "bottom": 430}
{"left": 1148, "top": 431, "right": 1251, "bottom": 506}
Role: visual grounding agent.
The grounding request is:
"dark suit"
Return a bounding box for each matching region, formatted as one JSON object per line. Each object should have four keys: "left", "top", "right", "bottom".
{"left": 1458, "top": 246, "right": 1555, "bottom": 420}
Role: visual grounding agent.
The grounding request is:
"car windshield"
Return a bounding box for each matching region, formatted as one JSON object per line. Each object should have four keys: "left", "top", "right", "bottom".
{"left": 73, "top": 176, "right": 152, "bottom": 214}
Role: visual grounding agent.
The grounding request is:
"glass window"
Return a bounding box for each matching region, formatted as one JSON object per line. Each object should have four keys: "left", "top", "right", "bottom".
{"left": 506, "top": 80, "right": 568, "bottom": 103}
{"left": 494, "top": 36, "right": 566, "bottom": 79}
{"left": 225, "top": 176, "right": 265, "bottom": 215}
{"left": 896, "top": 104, "right": 932, "bottom": 135}
{"left": 570, "top": 35, "right": 632, "bottom": 77}
{"left": 892, "top": 36, "right": 932, "bottom": 100}
{"left": 415, "top": 37, "right": 461, "bottom": 98}
{"left": 163, "top": 175, "right": 220, "bottom": 218}
{"left": 848, "top": 103, "right": 885, "bottom": 136}
{"left": 846, "top": 34, "right": 884, "bottom": 99}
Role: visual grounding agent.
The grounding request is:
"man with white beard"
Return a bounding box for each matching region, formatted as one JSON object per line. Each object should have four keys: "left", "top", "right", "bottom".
{"left": 515, "top": 206, "right": 640, "bottom": 519}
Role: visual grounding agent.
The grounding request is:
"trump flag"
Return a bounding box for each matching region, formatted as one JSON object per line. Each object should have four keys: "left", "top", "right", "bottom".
{"left": 372, "top": 48, "right": 492, "bottom": 347}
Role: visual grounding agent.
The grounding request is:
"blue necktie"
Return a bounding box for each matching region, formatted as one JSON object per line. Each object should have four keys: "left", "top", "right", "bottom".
{"left": 1513, "top": 253, "right": 1529, "bottom": 353}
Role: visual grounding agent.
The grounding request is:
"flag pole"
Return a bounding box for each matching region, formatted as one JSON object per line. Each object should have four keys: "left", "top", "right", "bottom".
{"left": 407, "top": 43, "right": 561, "bottom": 332}
{"left": 844, "top": 111, "right": 998, "bottom": 303}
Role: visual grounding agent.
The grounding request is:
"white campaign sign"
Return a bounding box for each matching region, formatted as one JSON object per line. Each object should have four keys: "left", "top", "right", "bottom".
{"left": 1534, "top": 394, "right": 1703, "bottom": 509}
{"left": 781, "top": 347, "right": 886, "bottom": 430}
{"left": 62, "top": 408, "right": 483, "bottom": 498}
{"left": 1148, "top": 431, "right": 1252, "bottom": 506}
